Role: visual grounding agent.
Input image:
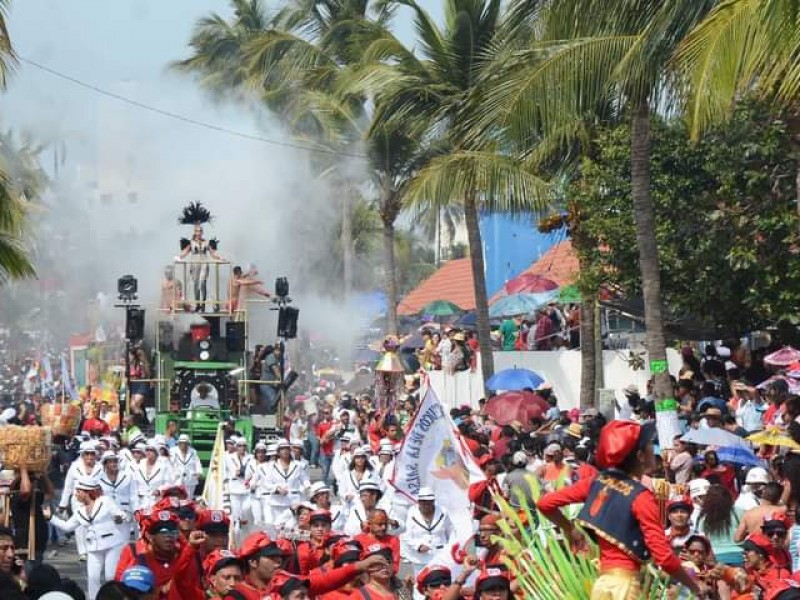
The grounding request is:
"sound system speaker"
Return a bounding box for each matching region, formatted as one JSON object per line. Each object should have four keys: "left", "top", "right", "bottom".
{"left": 226, "top": 321, "right": 246, "bottom": 352}
{"left": 277, "top": 306, "right": 299, "bottom": 339}
{"left": 126, "top": 308, "right": 145, "bottom": 341}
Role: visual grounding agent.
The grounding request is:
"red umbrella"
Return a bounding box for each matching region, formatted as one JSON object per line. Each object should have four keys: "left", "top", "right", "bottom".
{"left": 504, "top": 274, "right": 559, "bottom": 295}
{"left": 484, "top": 391, "right": 549, "bottom": 427}
{"left": 765, "top": 346, "right": 800, "bottom": 367}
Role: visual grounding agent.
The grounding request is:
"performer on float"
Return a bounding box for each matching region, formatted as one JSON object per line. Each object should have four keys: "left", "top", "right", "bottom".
{"left": 404, "top": 487, "right": 454, "bottom": 578}
{"left": 46, "top": 476, "right": 129, "bottom": 600}
{"left": 171, "top": 434, "right": 203, "bottom": 498}
{"left": 259, "top": 438, "right": 310, "bottom": 526}
{"left": 134, "top": 441, "right": 174, "bottom": 510}
{"left": 58, "top": 441, "right": 102, "bottom": 561}
{"left": 224, "top": 437, "right": 253, "bottom": 539}
{"left": 177, "top": 202, "right": 222, "bottom": 313}
{"left": 537, "top": 420, "right": 703, "bottom": 599}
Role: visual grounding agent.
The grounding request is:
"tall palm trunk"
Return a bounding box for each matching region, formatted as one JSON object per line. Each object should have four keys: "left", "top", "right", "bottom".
{"left": 464, "top": 189, "right": 494, "bottom": 382}
{"left": 631, "top": 102, "right": 672, "bottom": 406}
{"left": 382, "top": 189, "right": 399, "bottom": 336}
{"left": 341, "top": 186, "right": 354, "bottom": 301}
{"left": 579, "top": 298, "right": 596, "bottom": 409}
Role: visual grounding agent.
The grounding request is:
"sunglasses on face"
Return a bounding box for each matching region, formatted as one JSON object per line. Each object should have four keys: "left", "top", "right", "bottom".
{"left": 766, "top": 529, "right": 787, "bottom": 538}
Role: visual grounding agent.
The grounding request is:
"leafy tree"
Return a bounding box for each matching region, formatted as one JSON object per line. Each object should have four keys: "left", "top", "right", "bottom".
{"left": 571, "top": 100, "right": 800, "bottom": 335}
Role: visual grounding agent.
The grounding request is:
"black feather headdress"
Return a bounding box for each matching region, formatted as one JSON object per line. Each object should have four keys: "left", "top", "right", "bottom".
{"left": 179, "top": 238, "right": 190, "bottom": 250}
{"left": 209, "top": 238, "right": 219, "bottom": 251}
{"left": 178, "top": 202, "right": 213, "bottom": 225}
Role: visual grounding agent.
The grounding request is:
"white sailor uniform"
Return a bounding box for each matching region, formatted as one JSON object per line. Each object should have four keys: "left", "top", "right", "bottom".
{"left": 404, "top": 505, "right": 454, "bottom": 573}
{"left": 223, "top": 452, "right": 253, "bottom": 527}
{"left": 260, "top": 459, "right": 310, "bottom": 525}
{"left": 58, "top": 459, "right": 102, "bottom": 557}
{"left": 133, "top": 458, "right": 174, "bottom": 509}
{"left": 170, "top": 445, "right": 203, "bottom": 498}
{"left": 50, "top": 496, "right": 129, "bottom": 600}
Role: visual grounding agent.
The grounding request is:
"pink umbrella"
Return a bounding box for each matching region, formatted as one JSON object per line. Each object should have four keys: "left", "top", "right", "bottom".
{"left": 504, "top": 274, "right": 559, "bottom": 295}
{"left": 757, "top": 375, "right": 800, "bottom": 395}
{"left": 484, "top": 391, "right": 550, "bottom": 426}
{"left": 764, "top": 346, "right": 800, "bottom": 367}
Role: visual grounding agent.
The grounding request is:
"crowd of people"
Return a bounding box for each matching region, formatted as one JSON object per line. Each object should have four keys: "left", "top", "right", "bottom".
{"left": 4, "top": 339, "right": 800, "bottom": 600}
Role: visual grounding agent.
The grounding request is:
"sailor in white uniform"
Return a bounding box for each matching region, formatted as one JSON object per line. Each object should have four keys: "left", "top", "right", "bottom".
{"left": 47, "top": 476, "right": 129, "bottom": 600}
{"left": 170, "top": 434, "right": 203, "bottom": 498}
{"left": 246, "top": 441, "right": 268, "bottom": 527}
{"left": 250, "top": 442, "right": 278, "bottom": 527}
{"left": 224, "top": 436, "right": 253, "bottom": 538}
{"left": 260, "top": 438, "right": 310, "bottom": 526}
{"left": 98, "top": 451, "right": 136, "bottom": 530}
{"left": 309, "top": 481, "right": 346, "bottom": 531}
{"left": 343, "top": 480, "right": 400, "bottom": 536}
{"left": 58, "top": 442, "right": 102, "bottom": 560}
{"left": 404, "top": 487, "right": 454, "bottom": 577}
{"left": 134, "top": 441, "right": 174, "bottom": 509}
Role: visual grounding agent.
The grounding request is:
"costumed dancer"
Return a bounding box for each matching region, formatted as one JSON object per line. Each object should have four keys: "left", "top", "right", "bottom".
{"left": 537, "top": 420, "right": 703, "bottom": 599}
{"left": 46, "top": 476, "right": 129, "bottom": 600}
{"left": 171, "top": 434, "right": 203, "bottom": 499}
{"left": 177, "top": 202, "right": 222, "bottom": 313}
{"left": 58, "top": 441, "right": 102, "bottom": 561}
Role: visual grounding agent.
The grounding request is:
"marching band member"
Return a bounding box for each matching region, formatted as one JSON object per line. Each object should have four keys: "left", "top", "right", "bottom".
{"left": 99, "top": 451, "right": 136, "bottom": 537}
{"left": 344, "top": 481, "right": 384, "bottom": 536}
{"left": 292, "top": 440, "right": 309, "bottom": 472}
{"left": 47, "top": 476, "right": 129, "bottom": 599}
{"left": 338, "top": 446, "right": 376, "bottom": 512}
{"left": 171, "top": 434, "right": 203, "bottom": 499}
{"left": 309, "top": 482, "right": 346, "bottom": 531}
{"left": 331, "top": 435, "right": 354, "bottom": 494}
{"left": 225, "top": 437, "right": 253, "bottom": 541}
{"left": 247, "top": 442, "right": 268, "bottom": 526}
{"left": 261, "top": 439, "right": 310, "bottom": 526}
{"left": 404, "top": 487, "right": 454, "bottom": 577}
{"left": 58, "top": 441, "right": 103, "bottom": 561}
{"left": 135, "top": 441, "right": 174, "bottom": 510}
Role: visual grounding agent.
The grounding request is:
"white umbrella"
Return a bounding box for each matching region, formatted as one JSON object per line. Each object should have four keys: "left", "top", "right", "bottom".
{"left": 681, "top": 428, "right": 751, "bottom": 449}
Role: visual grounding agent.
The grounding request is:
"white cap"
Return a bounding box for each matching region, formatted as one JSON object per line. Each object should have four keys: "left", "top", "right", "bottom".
{"left": 0, "top": 408, "right": 16, "bottom": 423}
{"left": 254, "top": 441, "right": 267, "bottom": 451}
{"left": 235, "top": 437, "right": 248, "bottom": 447}
{"left": 353, "top": 446, "right": 369, "bottom": 458}
{"left": 144, "top": 440, "right": 158, "bottom": 451}
{"left": 309, "top": 482, "right": 330, "bottom": 498}
{"left": 79, "top": 442, "right": 97, "bottom": 455}
{"left": 418, "top": 487, "right": 435, "bottom": 501}
{"left": 359, "top": 480, "right": 382, "bottom": 494}
{"left": 178, "top": 434, "right": 191, "bottom": 443}
{"left": 75, "top": 476, "right": 101, "bottom": 491}
{"left": 339, "top": 434, "right": 351, "bottom": 443}
{"left": 132, "top": 442, "right": 146, "bottom": 452}
{"left": 689, "top": 478, "right": 711, "bottom": 498}
{"left": 290, "top": 439, "right": 303, "bottom": 449}
{"left": 745, "top": 467, "right": 770, "bottom": 485}
{"left": 266, "top": 443, "right": 278, "bottom": 456}
{"left": 512, "top": 451, "right": 528, "bottom": 467}
{"left": 101, "top": 451, "right": 118, "bottom": 463}
{"left": 276, "top": 438, "right": 291, "bottom": 449}
{"left": 378, "top": 445, "right": 394, "bottom": 456}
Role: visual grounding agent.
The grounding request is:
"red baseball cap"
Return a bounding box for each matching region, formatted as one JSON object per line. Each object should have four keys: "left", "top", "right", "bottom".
{"left": 667, "top": 496, "right": 693, "bottom": 513}
{"left": 196, "top": 509, "right": 230, "bottom": 534}
{"left": 269, "top": 571, "right": 310, "bottom": 597}
{"left": 595, "top": 420, "right": 656, "bottom": 469}
{"left": 416, "top": 565, "right": 452, "bottom": 594}
{"left": 147, "top": 510, "right": 180, "bottom": 534}
{"left": 475, "top": 567, "right": 511, "bottom": 594}
{"left": 239, "top": 532, "right": 286, "bottom": 560}
{"left": 331, "top": 539, "right": 362, "bottom": 567}
{"left": 203, "top": 549, "right": 242, "bottom": 578}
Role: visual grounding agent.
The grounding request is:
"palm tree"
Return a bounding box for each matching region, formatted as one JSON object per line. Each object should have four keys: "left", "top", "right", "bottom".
{"left": 350, "top": 0, "right": 550, "bottom": 380}
{"left": 474, "top": 0, "right": 717, "bottom": 407}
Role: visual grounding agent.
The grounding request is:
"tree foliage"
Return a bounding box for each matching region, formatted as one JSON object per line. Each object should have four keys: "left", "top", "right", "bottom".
{"left": 571, "top": 99, "right": 800, "bottom": 335}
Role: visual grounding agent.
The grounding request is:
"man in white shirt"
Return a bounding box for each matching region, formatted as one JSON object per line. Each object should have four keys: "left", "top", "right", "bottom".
{"left": 170, "top": 434, "right": 203, "bottom": 498}
{"left": 404, "top": 487, "right": 453, "bottom": 577}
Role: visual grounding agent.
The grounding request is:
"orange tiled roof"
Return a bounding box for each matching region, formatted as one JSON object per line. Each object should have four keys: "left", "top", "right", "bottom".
{"left": 519, "top": 240, "right": 579, "bottom": 287}
{"left": 397, "top": 258, "right": 475, "bottom": 316}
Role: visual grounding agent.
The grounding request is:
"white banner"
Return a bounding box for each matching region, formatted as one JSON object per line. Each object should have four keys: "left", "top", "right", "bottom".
{"left": 390, "top": 384, "right": 485, "bottom": 538}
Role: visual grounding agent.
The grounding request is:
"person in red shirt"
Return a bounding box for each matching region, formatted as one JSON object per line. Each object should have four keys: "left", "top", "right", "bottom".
{"left": 572, "top": 446, "right": 598, "bottom": 482}
{"left": 318, "top": 540, "right": 365, "bottom": 600}
{"left": 204, "top": 550, "right": 244, "bottom": 600}
{"left": 468, "top": 457, "right": 504, "bottom": 520}
{"left": 82, "top": 407, "right": 111, "bottom": 437}
{"left": 537, "top": 420, "right": 702, "bottom": 598}
{"left": 316, "top": 408, "right": 336, "bottom": 485}
{"left": 297, "top": 510, "right": 333, "bottom": 575}
{"left": 224, "top": 531, "right": 388, "bottom": 600}
{"left": 171, "top": 509, "right": 232, "bottom": 600}
{"left": 115, "top": 510, "right": 192, "bottom": 600}
{"left": 355, "top": 510, "right": 401, "bottom": 575}
{"left": 349, "top": 543, "right": 398, "bottom": 600}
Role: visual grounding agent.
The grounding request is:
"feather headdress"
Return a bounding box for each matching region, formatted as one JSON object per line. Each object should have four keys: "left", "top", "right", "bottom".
{"left": 178, "top": 202, "right": 213, "bottom": 225}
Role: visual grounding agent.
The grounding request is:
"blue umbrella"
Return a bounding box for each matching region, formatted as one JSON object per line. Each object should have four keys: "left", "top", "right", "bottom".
{"left": 456, "top": 311, "right": 477, "bottom": 328}
{"left": 489, "top": 291, "right": 559, "bottom": 318}
{"left": 715, "top": 445, "right": 764, "bottom": 468}
{"left": 486, "top": 368, "right": 545, "bottom": 391}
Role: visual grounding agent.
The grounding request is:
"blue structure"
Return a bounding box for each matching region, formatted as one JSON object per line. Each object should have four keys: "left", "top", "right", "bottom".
{"left": 480, "top": 213, "right": 567, "bottom": 297}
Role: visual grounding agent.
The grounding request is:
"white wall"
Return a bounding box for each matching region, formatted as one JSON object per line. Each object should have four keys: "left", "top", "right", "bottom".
{"left": 428, "top": 348, "right": 682, "bottom": 410}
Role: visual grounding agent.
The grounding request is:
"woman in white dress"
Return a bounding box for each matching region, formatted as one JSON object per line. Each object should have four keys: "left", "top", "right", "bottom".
{"left": 261, "top": 439, "right": 310, "bottom": 526}
{"left": 337, "top": 446, "right": 376, "bottom": 513}
{"left": 134, "top": 441, "right": 174, "bottom": 509}
{"left": 46, "top": 476, "right": 129, "bottom": 600}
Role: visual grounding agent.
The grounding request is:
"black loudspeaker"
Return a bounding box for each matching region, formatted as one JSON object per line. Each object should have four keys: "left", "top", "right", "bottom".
{"left": 177, "top": 333, "right": 193, "bottom": 361}
{"left": 275, "top": 277, "right": 289, "bottom": 298}
{"left": 226, "top": 321, "right": 246, "bottom": 352}
{"left": 158, "top": 321, "right": 174, "bottom": 352}
{"left": 126, "top": 308, "right": 145, "bottom": 341}
{"left": 207, "top": 316, "right": 221, "bottom": 339}
{"left": 194, "top": 338, "right": 228, "bottom": 362}
{"left": 277, "top": 306, "right": 299, "bottom": 339}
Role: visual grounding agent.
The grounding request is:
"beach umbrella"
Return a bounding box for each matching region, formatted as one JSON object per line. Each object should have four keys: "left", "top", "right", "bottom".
{"left": 399, "top": 332, "right": 425, "bottom": 351}
{"left": 489, "top": 291, "right": 558, "bottom": 318}
{"left": 486, "top": 368, "right": 545, "bottom": 392}
{"left": 484, "top": 391, "right": 549, "bottom": 426}
{"left": 757, "top": 375, "right": 800, "bottom": 395}
{"left": 420, "top": 300, "right": 463, "bottom": 317}
{"left": 681, "top": 428, "right": 751, "bottom": 449}
{"left": 557, "top": 284, "right": 582, "bottom": 304}
{"left": 764, "top": 346, "right": 800, "bottom": 367}
{"left": 504, "top": 274, "right": 559, "bottom": 295}
{"left": 455, "top": 311, "right": 477, "bottom": 328}
{"left": 747, "top": 427, "right": 800, "bottom": 449}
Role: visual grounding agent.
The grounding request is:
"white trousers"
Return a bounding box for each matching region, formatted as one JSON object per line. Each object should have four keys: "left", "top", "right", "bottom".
{"left": 86, "top": 544, "right": 124, "bottom": 600}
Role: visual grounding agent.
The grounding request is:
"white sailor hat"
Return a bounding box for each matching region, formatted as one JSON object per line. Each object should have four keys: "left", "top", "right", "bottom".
{"left": 276, "top": 438, "right": 291, "bottom": 449}
{"left": 358, "top": 480, "right": 382, "bottom": 494}
{"left": 378, "top": 443, "right": 394, "bottom": 456}
{"left": 309, "top": 482, "right": 330, "bottom": 498}
{"left": 266, "top": 443, "right": 278, "bottom": 456}
{"left": 225, "top": 437, "right": 236, "bottom": 446}
{"left": 144, "top": 440, "right": 158, "bottom": 451}
{"left": 75, "top": 476, "right": 101, "bottom": 491}
{"left": 418, "top": 487, "right": 436, "bottom": 501}
{"left": 132, "top": 442, "right": 146, "bottom": 453}
{"left": 339, "top": 433, "right": 351, "bottom": 444}
{"left": 178, "top": 434, "right": 191, "bottom": 444}
{"left": 235, "top": 437, "right": 248, "bottom": 447}
{"left": 79, "top": 442, "right": 98, "bottom": 455}
{"left": 290, "top": 439, "right": 303, "bottom": 449}
{"left": 101, "top": 451, "right": 119, "bottom": 463}
{"left": 254, "top": 441, "right": 267, "bottom": 451}
{"left": 353, "top": 446, "right": 369, "bottom": 458}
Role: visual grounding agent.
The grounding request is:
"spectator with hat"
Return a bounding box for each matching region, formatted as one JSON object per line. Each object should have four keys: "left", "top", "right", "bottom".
{"left": 119, "top": 565, "right": 156, "bottom": 600}
{"left": 46, "top": 475, "right": 129, "bottom": 599}
{"left": 538, "top": 420, "right": 703, "bottom": 598}
{"left": 665, "top": 496, "right": 694, "bottom": 553}
{"left": 473, "top": 566, "right": 512, "bottom": 600}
